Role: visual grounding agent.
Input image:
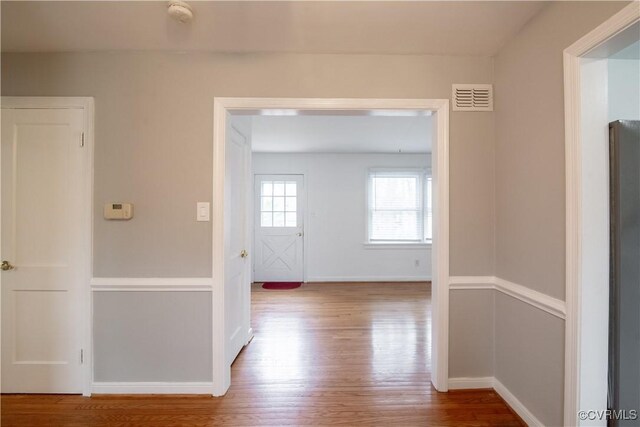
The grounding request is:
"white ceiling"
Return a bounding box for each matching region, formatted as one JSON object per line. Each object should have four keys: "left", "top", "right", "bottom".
{"left": 1, "top": 1, "right": 546, "bottom": 55}
{"left": 249, "top": 115, "right": 432, "bottom": 154}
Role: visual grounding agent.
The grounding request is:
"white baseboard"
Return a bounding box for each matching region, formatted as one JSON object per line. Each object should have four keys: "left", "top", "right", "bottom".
{"left": 448, "top": 376, "right": 494, "bottom": 389}
{"left": 493, "top": 378, "right": 543, "bottom": 427}
{"left": 448, "top": 376, "right": 543, "bottom": 427}
{"left": 91, "top": 382, "right": 214, "bottom": 394}
{"left": 306, "top": 276, "right": 431, "bottom": 282}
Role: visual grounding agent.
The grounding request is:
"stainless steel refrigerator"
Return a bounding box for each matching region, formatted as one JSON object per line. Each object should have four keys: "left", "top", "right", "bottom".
{"left": 608, "top": 120, "right": 640, "bottom": 426}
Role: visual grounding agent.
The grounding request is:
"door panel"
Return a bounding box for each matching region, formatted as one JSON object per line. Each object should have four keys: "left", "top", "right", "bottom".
{"left": 224, "top": 124, "right": 251, "bottom": 365}
{"left": 1, "top": 107, "right": 86, "bottom": 393}
{"left": 254, "top": 175, "right": 304, "bottom": 282}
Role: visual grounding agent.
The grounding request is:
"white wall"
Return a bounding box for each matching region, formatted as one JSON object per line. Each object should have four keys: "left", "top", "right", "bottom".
{"left": 609, "top": 48, "right": 640, "bottom": 121}
{"left": 253, "top": 153, "right": 431, "bottom": 282}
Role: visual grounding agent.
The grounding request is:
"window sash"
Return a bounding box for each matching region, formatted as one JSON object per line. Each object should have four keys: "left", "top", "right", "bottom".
{"left": 368, "top": 169, "right": 431, "bottom": 242}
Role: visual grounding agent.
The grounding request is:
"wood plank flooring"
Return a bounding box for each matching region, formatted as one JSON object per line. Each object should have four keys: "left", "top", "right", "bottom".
{"left": 1, "top": 282, "right": 524, "bottom": 426}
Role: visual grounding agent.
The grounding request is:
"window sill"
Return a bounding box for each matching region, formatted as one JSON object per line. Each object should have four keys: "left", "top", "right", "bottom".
{"left": 363, "top": 242, "right": 432, "bottom": 250}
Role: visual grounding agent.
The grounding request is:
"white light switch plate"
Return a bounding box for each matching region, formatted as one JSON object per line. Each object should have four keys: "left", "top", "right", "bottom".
{"left": 196, "top": 202, "right": 210, "bottom": 221}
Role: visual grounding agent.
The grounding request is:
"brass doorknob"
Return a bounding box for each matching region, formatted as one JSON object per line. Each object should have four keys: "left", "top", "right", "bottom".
{"left": 240, "top": 250, "right": 248, "bottom": 258}
{"left": 1, "top": 260, "right": 15, "bottom": 271}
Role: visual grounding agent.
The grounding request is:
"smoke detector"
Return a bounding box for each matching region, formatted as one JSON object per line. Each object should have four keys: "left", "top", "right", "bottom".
{"left": 168, "top": 1, "right": 193, "bottom": 23}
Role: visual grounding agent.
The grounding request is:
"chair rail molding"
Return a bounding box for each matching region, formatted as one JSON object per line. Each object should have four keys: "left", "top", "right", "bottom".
{"left": 90, "top": 277, "right": 213, "bottom": 292}
{"left": 449, "top": 276, "right": 566, "bottom": 319}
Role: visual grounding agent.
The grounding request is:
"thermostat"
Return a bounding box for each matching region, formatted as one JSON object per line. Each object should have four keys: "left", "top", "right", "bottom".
{"left": 104, "top": 203, "right": 133, "bottom": 220}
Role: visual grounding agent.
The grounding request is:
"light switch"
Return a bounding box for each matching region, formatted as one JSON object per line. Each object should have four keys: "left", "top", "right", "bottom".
{"left": 197, "top": 202, "right": 210, "bottom": 222}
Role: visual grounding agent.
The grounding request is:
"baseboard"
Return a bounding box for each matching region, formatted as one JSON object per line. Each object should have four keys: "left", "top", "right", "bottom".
{"left": 493, "top": 378, "right": 543, "bottom": 427}
{"left": 306, "top": 276, "right": 431, "bottom": 283}
{"left": 448, "top": 376, "right": 494, "bottom": 389}
{"left": 91, "top": 382, "right": 214, "bottom": 394}
{"left": 448, "top": 377, "right": 543, "bottom": 427}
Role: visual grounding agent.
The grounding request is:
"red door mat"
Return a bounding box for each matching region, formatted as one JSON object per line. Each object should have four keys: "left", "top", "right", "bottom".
{"left": 262, "top": 282, "right": 302, "bottom": 290}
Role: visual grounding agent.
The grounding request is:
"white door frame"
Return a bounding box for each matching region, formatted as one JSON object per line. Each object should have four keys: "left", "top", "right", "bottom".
{"left": 212, "top": 97, "right": 450, "bottom": 396}
{"left": 0, "top": 96, "right": 94, "bottom": 396}
{"left": 563, "top": 4, "right": 639, "bottom": 425}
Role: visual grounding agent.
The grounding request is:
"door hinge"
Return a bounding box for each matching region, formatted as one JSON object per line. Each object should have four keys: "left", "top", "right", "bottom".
{"left": 80, "top": 132, "right": 85, "bottom": 147}
{"left": 80, "top": 349, "right": 84, "bottom": 364}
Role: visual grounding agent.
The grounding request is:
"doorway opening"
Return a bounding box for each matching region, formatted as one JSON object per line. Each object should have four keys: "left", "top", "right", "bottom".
{"left": 212, "top": 98, "right": 450, "bottom": 397}
{"left": 563, "top": 4, "right": 639, "bottom": 425}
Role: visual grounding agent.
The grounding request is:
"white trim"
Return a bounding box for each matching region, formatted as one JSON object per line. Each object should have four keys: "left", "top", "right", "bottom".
{"left": 449, "top": 276, "right": 566, "bottom": 319}
{"left": 92, "top": 382, "right": 214, "bottom": 394}
{"left": 448, "top": 376, "right": 494, "bottom": 390}
{"left": 449, "top": 275, "right": 494, "bottom": 290}
{"left": 494, "top": 277, "right": 566, "bottom": 320}
{"left": 90, "top": 277, "right": 214, "bottom": 291}
{"left": 448, "top": 376, "right": 543, "bottom": 426}
{"left": 494, "top": 378, "right": 544, "bottom": 427}
{"left": 563, "top": 4, "right": 640, "bottom": 426}
{"left": 1, "top": 96, "right": 95, "bottom": 397}
{"left": 306, "top": 276, "right": 431, "bottom": 283}
{"left": 213, "top": 97, "right": 450, "bottom": 395}
{"left": 363, "top": 242, "right": 431, "bottom": 249}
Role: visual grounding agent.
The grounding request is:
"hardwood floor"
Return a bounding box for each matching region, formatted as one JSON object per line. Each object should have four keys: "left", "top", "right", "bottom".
{"left": 1, "top": 282, "right": 524, "bottom": 426}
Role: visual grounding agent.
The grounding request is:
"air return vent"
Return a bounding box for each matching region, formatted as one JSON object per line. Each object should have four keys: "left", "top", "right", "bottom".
{"left": 452, "top": 84, "right": 493, "bottom": 111}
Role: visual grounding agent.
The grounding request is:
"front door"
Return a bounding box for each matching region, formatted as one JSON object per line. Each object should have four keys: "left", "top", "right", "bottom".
{"left": 254, "top": 175, "right": 304, "bottom": 282}
{"left": 1, "top": 106, "right": 87, "bottom": 393}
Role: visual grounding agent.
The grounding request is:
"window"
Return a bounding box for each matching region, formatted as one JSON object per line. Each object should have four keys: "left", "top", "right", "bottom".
{"left": 367, "top": 169, "right": 432, "bottom": 243}
{"left": 260, "top": 180, "right": 297, "bottom": 227}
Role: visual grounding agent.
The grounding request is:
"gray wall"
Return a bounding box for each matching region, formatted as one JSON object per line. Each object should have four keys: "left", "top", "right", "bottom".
{"left": 493, "top": 1, "right": 629, "bottom": 425}
{"left": 1, "top": 51, "right": 496, "bottom": 383}
{"left": 1, "top": 51, "right": 496, "bottom": 278}
{"left": 449, "top": 289, "right": 494, "bottom": 378}
{"left": 93, "top": 291, "right": 212, "bottom": 382}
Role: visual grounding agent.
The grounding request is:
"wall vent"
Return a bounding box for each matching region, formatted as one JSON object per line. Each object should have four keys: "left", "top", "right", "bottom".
{"left": 452, "top": 84, "right": 493, "bottom": 111}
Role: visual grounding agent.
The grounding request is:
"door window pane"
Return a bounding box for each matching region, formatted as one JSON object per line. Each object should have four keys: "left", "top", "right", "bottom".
{"left": 286, "top": 182, "right": 297, "bottom": 196}
{"left": 261, "top": 196, "right": 273, "bottom": 211}
{"left": 260, "top": 179, "right": 298, "bottom": 228}
{"left": 273, "top": 212, "right": 285, "bottom": 227}
{"left": 261, "top": 212, "right": 272, "bottom": 227}
{"left": 285, "top": 197, "right": 296, "bottom": 212}
{"left": 273, "top": 181, "right": 285, "bottom": 196}
{"left": 286, "top": 212, "right": 297, "bottom": 227}
{"left": 261, "top": 181, "right": 273, "bottom": 196}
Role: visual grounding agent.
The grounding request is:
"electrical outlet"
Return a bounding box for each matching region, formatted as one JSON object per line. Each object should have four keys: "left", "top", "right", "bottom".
{"left": 414, "top": 259, "right": 420, "bottom": 267}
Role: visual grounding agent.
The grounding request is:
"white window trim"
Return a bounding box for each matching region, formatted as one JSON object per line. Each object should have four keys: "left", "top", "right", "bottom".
{"left": 366, "top": 167, "right": 432, "bottom": 246}
{"left": 363, "top": 242, "right": 432, "bottom": 249}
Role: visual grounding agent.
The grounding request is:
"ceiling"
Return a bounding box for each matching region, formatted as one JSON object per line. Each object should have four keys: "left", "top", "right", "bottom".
{"left": 249, "top": 115, "right": 432, "bottom": 154}
{"left": 1, "top": 1, "right": 546, "bottom": 55}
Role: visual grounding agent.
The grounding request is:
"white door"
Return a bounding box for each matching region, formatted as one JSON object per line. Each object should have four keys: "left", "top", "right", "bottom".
{"left": 1, "top": 107, "right": 87, "bottom": 393}
{"left": 224, "top": 124, "right": 252, "bottom": 365}
{"left": 254, "top": 175, "right": 304, "bottom": 282}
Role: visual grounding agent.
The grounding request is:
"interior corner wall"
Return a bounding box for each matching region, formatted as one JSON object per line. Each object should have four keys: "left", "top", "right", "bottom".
{"left": 253, "top": 153, "right": 432, "bottom": 282}
{"left": 449, "top": 289, "right": 494, "bottom": 378}
{"left": 492, "top": 1, "right": 630, "bottom": 425}
{"left": 1, "top": 51, "right": 496, "bottom": 383}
